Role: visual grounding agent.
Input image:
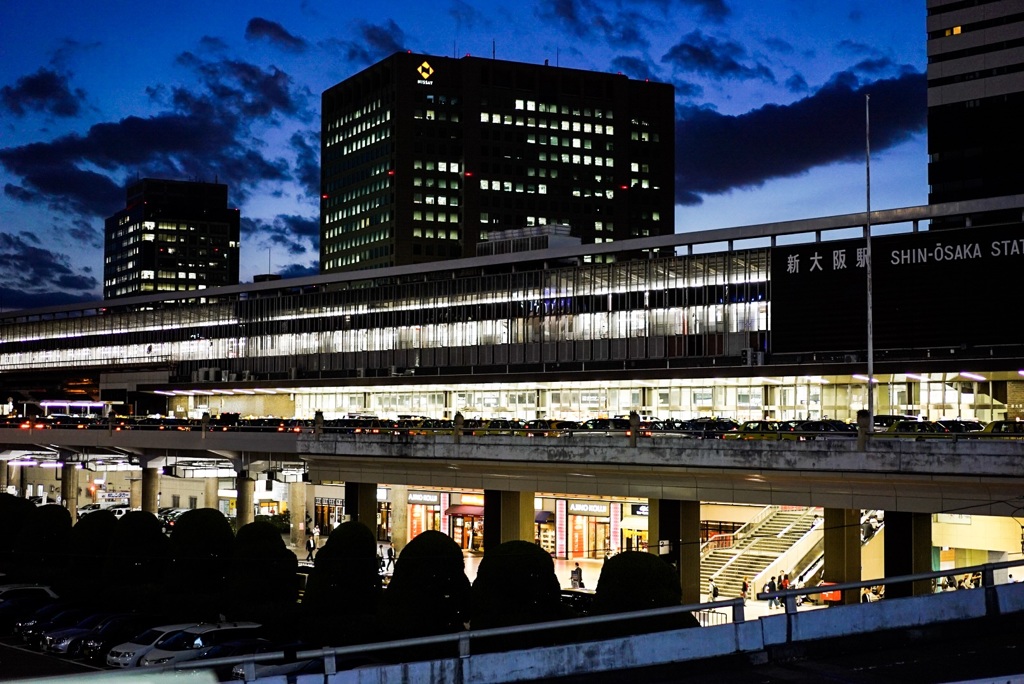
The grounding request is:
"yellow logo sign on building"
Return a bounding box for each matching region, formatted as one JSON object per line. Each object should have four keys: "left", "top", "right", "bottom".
{"left": 417, "top": 61, "right": 434, "bottom": 80}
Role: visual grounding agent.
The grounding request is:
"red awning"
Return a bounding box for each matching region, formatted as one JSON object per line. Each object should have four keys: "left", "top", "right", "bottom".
{"left": 445, "top": 505, "right": 484, "bottom": 517}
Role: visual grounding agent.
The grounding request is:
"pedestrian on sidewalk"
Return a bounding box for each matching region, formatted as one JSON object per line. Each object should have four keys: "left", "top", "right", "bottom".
{"left": 386, "top": 545, "right": 395, "bottom": 571}
{"left": 570, "top": 563, "right": 583, "bottom": 589}
{"left": 766, "top": 576, "right": 779, "bottom": 609}
{"left": 305, "top": 535, "right": 316, "bottom": 562}
{"left": 707, "top": 578, "right": 719, "bottom": 603}
{"left": 741, "top": 577, "right": 750, "bottom": 605}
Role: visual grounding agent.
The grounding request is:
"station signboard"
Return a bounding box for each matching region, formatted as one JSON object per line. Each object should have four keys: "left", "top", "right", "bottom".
{"left": 770, "top": 222, "right": 1024, "bottom": 353}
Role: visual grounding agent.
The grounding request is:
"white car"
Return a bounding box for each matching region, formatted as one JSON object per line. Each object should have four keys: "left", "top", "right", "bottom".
{"left": 139, "top": 621, "right": 262, "bottom": 667}
{"left": 106, "top": 623, "right": 198, "bottom": 668}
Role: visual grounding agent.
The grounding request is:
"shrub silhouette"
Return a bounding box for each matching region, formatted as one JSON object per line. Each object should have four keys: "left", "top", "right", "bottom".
{"left": 165, "top": 507, "right": 234, "bottom": 620}
{"left": 104, "top": 510, "right": 170, "bottom": 614}
{"left": 588, "top": 551, "right": 698, "bottom": 638}
{"left": 229, "top": 520, "right": 298, "bottom": 636}
{"left": 471, "top": 540, "right": 565, "bottom": 630}
{"left": 378, "top": 530, "right": 470, "bottom": 645}
{"left": 301, "top": 520, "right": 381, "bottom": 645}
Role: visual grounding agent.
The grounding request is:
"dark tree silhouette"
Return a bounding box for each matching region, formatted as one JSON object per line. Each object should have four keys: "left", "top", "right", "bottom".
{"left": 59, "top": 509, "right": 118, "bottom": 597}
{"left": 164, "top": 507, "right": 234, "bottom": 620}
{"left": 104, "top": 510, "right": 171, "bottom": 614}
{"left": 0, "top": 493, "right": 35, "bottom": 579}
{"left": 588, "top": 551, "right": 699, "bottom": 638}
{"left": 301, "top": 520, "right": 382, "bottom": 645}
{"left": 11, "top": 503, "right": 72, "bottom": 586}
{"left": 378, "top": 530, "right": 470, "bottom": 643}
{"left": 471, "top": 540, "right": 565, "bottom": 629}
{"left": 229, "top": 520, "right": 298, "bottom": 634}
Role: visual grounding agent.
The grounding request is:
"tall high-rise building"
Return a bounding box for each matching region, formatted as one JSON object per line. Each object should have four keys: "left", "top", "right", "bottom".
{"left": 927, "top": 0, "right": 1024, "bottom": 227}
{"left": 320, "top": 52, "right": 675, "bottom": 273}
{"left": 104, "top": 178, "right": 240, "bottom": 299}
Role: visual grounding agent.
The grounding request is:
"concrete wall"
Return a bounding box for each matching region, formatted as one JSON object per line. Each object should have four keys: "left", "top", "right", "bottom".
{"left": 321, "top": 583, "right": 1024, "bottom": 684}
{"left": 933, "top": 514, "right": 1022, "bottom": 555}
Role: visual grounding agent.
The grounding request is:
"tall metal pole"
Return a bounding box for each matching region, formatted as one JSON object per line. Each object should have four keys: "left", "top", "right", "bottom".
{"left": 865, "top": 95, "right": 875, "bottom": 428}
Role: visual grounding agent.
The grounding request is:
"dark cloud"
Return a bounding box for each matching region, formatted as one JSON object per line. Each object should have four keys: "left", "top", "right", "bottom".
{"left": 1, "top": 68, "right": 86, "bottom": 117}
{"left": 610, "top": 56, "right": 660, "bottom": 82}
{"left": 277, "top": 262, "right": 319, "bottom": 279}
{"left": 245, "top": 18, "right": 309, "bottom": 53}
{"left": 289, "top": 130, "right": 320, "bottom": 202}
{"left": 535, "top": 1, "right": 651, "bottom": 49}
{"left": 662, "top": 31, "right": 775, "bottom": 83}
{"left": 836, "top": 39, "right": 879, "bottom": 58}
{"left": 0, "top": 54, "right": 309, "bottom": 225}
{"left": 449, "top": 0, "right": 490, "bottom": 29}
{"left": 763, "top": 36, "right": 795, "bottom": 55}
{"left": 785, "top": 73, "right": 809, "bottom": 93}
{"left": 0, "top": 232, "right": 98, "bottom": 307}
{"left": 242, "top": 214, "right": 319, "bottom": 255}
{"left": 198, "top": 35, "right": 230, "bottom": 53}
{"left": 67, "top": 217, "right": 103, "bottom": 248}
{"left": 323, "top": 20, "right": 407, "bottom": 66}
{"left": 647, "top": 0, "right": 730, "bottom": 22}
{"left": 675, "top": 70, "right": 926, "bottom": 204}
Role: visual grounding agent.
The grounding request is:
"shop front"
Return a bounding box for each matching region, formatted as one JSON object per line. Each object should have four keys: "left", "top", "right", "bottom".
{"left": 407, "top": 490, "right": 443, "bottom": 537}
{"left": 536, "top": 508, "right": 556, "bottom": 554}
{"left": 567, "top": 499, "right": 611, "bottom": 559}
{"left": 620, "top": 503, "right": 649, "bottom": 552}
{"left": 446, "top": 493, "right": 485, "bottom": 552}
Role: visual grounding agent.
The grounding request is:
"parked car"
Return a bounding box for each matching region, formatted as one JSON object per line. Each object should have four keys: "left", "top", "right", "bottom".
{"left": 0, "top": 595, "right": 60, "bottom": 637}
{"left": 12, "top": 601, "right": 70, "bottom": 640}
{"left": 23, "top": 607, "right": 99, "bottom": 650}
{"left": 107, "top": 622, "right": 200, "bottom": 668}
{"left": 0, "top": 584, "right": 59, "bottom": 602}
{"left": 42, "top": 612, "right": 128, "bottom": 656}
{"left": 936, "top": 419, "right": 985, "bottom": 433}
{"left": 791, "top": 420, "right": 858, "bottom": 439}
{"left": 81, "top": 614, "right": 167, "bottom": 664}
{"left": 722, "top": 420, "right": 801, "bottom": 441}
{"left": 884, "top": 420, "right": 950, "bottom": 438}
{"left": 981, "top": 420, "right": 1024, "bottom": 436}
{"left": 139, "top": 621, "right": 263, "bottom": 667}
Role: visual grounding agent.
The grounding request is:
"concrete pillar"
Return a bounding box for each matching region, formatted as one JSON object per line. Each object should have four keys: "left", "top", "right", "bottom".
{"left": 649, "top": 498, "right": 701, "bottom": 605}
{"left": 236, "top": 473, "right": 256, "bottom": 527}
{"left": 823, "top": 508, "right": 861, "bottom": 604}
{"left": 884, "top": 511, "right": 933, "bottom": 598}
{"left": 60, "top": 463, "right": 79, "bottom": 524}
{"left": 204, "top": 477, "right": 219, "bottom": 511}
{"left": 483, "top": 489, "right": 534, "bottom": 551}
{"left": 390, "top": 484, "right": 409, "bottom": 549}
{"left": 141, "top": 467, "right": 160, "bottom": 515}
{"left": 1, "top": 461, "right": 8, "bottom": 492}
{"left": 344, "top": 481, "right": 378, "bottom": 534}
{"left": 130, "top": 475, "right": 143, "bottom": 510}
{"left": 288, "top": 480, "right": 307, "bottom": 548}
{"left": 7, "top": 463, "right": 21, "bottom": 494}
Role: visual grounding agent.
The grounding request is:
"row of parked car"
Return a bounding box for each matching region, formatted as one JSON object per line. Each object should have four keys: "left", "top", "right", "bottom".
{"left": 6, "top": 412, "right": 1022, "bottom": 440}
{"left": 0, "top": 582, "right": 328, "bottom": 679}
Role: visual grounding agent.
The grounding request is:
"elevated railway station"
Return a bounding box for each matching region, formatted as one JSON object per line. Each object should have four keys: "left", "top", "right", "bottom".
{"left": 3, "top": 195, "right": 1024, "bottom": 607}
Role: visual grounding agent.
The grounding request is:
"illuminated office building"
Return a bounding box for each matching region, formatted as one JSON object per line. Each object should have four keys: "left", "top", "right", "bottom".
{"left": 103, "top": 178, "right": 241, "bottom": 299}
{"left": 320, "top": 51, "right": 675, "bottom": 273}
{"left": 927, "top": 0, "right": 1024, "bottom": 227}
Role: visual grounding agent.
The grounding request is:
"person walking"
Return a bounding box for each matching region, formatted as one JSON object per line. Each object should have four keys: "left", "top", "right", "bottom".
{"left": 767, "top": 576, "right": 779, "bottom": 609}
{"left": 305, "top": 534, "right": 316, "bottom": 562}
{"left": 312, "top": 524, "right": 321, "bottom": 548}
{"left": 741, "top": 577, "right": 750, "bottom": 605}
{"left": 386, "top": 545, "right": 395, "bottom": 571}
{"left": 570, "top": 563, "right": 583, "bottom": 589}
{"left": 707, "top": 578, "right": 719, "bottom": 603}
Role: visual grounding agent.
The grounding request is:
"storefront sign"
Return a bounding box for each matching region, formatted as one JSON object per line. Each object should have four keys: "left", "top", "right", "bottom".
{"left": 315, "top": 497, "right": 344, "bottom": 506}
{"left": 408, "top": 491, "right": 440, "bottom": 505}
{"left": 461, "top": 493, "right": 484, "bottom": 506}
{"left": 631, "top": 504, "right": 649, "bottom": 516}
{"left": 568, "top": 500, "right": 609, "bottom": 516}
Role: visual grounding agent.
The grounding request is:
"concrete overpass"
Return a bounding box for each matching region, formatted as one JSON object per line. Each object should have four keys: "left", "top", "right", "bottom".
{"left": 4, "top": 429, "right": 1023, "bottom": 604}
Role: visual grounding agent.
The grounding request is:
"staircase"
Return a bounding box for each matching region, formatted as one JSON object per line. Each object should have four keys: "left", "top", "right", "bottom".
{"left": 700, "top": 507, "right": 817, "bottom": 600}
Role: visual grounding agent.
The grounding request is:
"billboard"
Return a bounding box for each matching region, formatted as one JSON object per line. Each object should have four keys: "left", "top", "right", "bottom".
{"left": 770, "top": 222, "right": 1024, "bottom": 353}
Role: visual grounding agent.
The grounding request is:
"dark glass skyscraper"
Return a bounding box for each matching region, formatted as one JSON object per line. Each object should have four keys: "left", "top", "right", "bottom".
{"left": 927, "top": 0, "right": 1024, "bottom": 227}
{"left": 321, "top": 52, "right": 675, "bottom": 273}
{"left": 103, "top": 178, "right": 240, "bottom": 299}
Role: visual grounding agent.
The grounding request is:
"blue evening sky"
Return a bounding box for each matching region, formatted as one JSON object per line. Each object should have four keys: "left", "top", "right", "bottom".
{"left": 0, "top": 0, "right": 927, "bottom": 309}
